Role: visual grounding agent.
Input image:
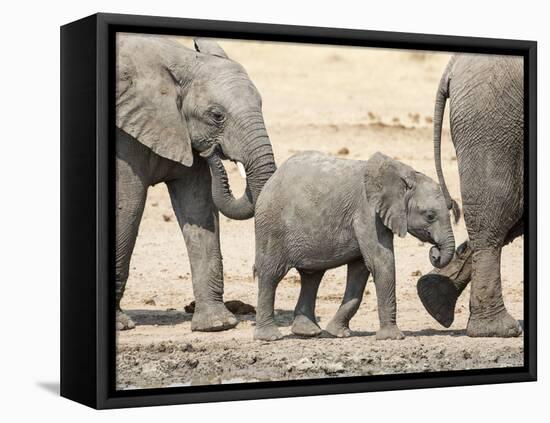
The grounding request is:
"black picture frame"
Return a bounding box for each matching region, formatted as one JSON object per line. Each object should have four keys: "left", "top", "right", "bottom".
{"left": 60, "top": 12, "right": 537, "bottom": 409}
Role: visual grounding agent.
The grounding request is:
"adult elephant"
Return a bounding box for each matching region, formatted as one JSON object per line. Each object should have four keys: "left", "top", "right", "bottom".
{"left": 417, "top": 54, "right": 523, "bottom": 338}
{"left": 115, "top": 34, "right": 276, "bottom": 331}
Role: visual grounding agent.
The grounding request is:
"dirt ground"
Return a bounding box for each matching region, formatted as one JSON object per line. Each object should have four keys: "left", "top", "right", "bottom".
{"left": 116, "top": 38, "right": 524, "bottom": 389}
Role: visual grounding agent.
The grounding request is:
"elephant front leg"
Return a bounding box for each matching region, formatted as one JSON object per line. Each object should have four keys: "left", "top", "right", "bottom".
{"left": 372, "top": 257, "right": 404, "bottom": 341}
{"left": 291, "top": 270, "right": 324, "bottom": 337}
{"left": 326, "top": 260, "right": 369, "bottom": 338}
{"left": 466, "top": 247, "right": 522, "bottom": 337}
{"left": 167, "top": 173, "right": 237, "bottom": 332}
{"left": 115, "top": 157, "right": 149, "bottom": 331}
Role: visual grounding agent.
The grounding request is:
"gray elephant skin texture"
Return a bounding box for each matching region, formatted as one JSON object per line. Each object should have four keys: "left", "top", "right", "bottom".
{"left": 418, "top": 54, "right": 524, "bottom": 338}
{"left": 253, "top": 151, "right": 457, "bottom": 341}
{"left": 115, "top": 34, "right": 276, "bottom": 332}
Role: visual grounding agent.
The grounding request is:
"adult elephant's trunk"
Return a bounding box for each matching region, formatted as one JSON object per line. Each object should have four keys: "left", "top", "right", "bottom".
{"left": 206, "top": 133, "right": 276, "bottom": 220}
{"left": 429, "top": 230, "right": 455, "bottom": 269}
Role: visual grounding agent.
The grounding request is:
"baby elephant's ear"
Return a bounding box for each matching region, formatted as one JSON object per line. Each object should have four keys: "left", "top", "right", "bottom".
{"left": 365, "top": 153, "right": 414, "bottom": 238}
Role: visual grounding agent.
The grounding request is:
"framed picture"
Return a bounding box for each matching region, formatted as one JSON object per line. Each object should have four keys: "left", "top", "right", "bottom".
{"left": 60, "top": 13, "right": 537, "bottom": 409}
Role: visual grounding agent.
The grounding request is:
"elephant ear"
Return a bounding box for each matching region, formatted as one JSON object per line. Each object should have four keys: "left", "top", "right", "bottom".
{"left": 116, "top": 35, "right": 193, "bottom": 167}
{"left": 365, "top": 153, "right": 415, "bottom": 238}
{"left": 194, "top": 38, "right": 228, "bottom": 58}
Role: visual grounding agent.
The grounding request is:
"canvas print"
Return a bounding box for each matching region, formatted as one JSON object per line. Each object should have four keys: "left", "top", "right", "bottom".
{"left": 115, "top": 33, "right": 524, "bottom": 390}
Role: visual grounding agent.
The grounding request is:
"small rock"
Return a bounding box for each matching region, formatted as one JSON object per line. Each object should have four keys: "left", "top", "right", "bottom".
{"left": 180, "top": 343, "right": 194, "bottom": 352}
{"left": 292, "top": 357, "right": 314, "bottom": 372}
{"left": 337, "top": 147, "right": 350, "bottom": 155}
{"left": 411, "top": 270, "right": 422, "bottom": 277}
{"left": 143, "top": 298, "right": 156, "bottom": 306}
{"left": 323, "top": 362, "right": 345, "bottom": 374}
{"left": 187, "top": 358, "right": 199, "bottom": 368}
{"left": 225, "top": 300, "right": 256, "bottom": 315}
{"left": 462, "top": 350, "right": 472, "bottom": 359}
{"left": 184, "top": 301, "right": 196, "bottom": 313}
{"left": 162, "top": 214, "right": 173, "bottom": 222}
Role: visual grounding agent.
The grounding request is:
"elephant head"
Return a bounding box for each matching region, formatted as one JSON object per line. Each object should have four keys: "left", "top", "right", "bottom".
{"left": 116, "top": 34, "right": 276, "bottom": 220}
{"left": 365, "top": 152, "right": 459, "bottom": 268}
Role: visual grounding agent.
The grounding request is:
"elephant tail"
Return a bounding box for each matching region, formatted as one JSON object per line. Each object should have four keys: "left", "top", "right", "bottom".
{"left": 434, "top": 58, "right": 454, "bottom": 213}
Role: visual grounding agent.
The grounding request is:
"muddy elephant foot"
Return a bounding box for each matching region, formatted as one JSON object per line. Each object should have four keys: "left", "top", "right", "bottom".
{"left": 417, "top": 274, "right": 460, "bottom": 328}
{"left": 376, "top": 324, "right": 404, "bottom": 340}
{"left": 325, "top": 320, "right": 352, "bottom": 338}
{"left": 466, "top": 310, "right": 522, "bottom": 338}
{"left": 191, "top": 302, "right": 238, "bottom": 332}
{"left": 116, "top": 309, "right": 135, "bottom": 331}
{"left": 291, "top": 315, "right": 322, "bottom": 337}
{"left": 254, "top": 324, "right": 283, "bottom": 341}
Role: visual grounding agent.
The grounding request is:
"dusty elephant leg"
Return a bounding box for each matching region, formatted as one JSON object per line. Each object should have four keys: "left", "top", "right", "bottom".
{"left": 291, "top": 270, "right": 324, "bottom": 337}
{"left": 326, "top": 260, "right": 369, "bottom": 338}
{"left": 254, "top": 266, "right": 285, "bottom": 341}
{"left": 417, "top": 241, "right": 473, "bottom": 327}
{"left": 115, "top": 154, "right": 149, "bottom": 331}
{"left": 372, "top": 259, "right": 404, "bottom": 341}
{"left": 167, "top": 162, "right": 237, "bottom": 332}
{"left": 466, "top": 247, "right": 522, "bottom": 337}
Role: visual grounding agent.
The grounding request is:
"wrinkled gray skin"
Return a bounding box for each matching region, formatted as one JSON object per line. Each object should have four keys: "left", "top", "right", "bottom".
{"left": 418, "top": 54, "right": 523, "bottom": 338}
{"left": 253, "top": 151, "right": 457, "bottom": 341}
{"left": 115, "top": 34, "right": 276, "bottom": 331}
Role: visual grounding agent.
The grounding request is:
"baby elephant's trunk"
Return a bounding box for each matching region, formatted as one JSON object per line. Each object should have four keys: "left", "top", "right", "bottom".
{"left": 429, "top": 232, "right": 455, "bottom": 268}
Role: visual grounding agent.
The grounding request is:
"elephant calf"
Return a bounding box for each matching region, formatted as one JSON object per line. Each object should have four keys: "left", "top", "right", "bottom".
{"left": 253, "top": 151, "right": 458, "bottom": 341}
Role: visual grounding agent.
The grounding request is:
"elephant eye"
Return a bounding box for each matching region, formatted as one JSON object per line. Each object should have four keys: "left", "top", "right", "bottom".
{"left": 208, "top": 109, "right": 226, "bottom": 124}
{"left": 425, "top": 210, "right": 437, "bottom": 222}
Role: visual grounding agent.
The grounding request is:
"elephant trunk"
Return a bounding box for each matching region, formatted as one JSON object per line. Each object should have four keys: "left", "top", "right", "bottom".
{"left": 207, "top": 133, "right": 276, "bottom": 220}
{"left": 429, "top": 231, "right": 455, "bottom": 269}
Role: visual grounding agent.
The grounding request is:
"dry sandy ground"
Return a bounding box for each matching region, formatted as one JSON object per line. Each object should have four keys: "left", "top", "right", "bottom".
{"left": 116, "top": 38, "right": 524, "bottom": 389}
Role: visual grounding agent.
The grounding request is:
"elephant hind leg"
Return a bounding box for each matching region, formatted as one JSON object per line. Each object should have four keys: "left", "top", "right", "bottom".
{"left": 291, "top": 270, "right": 324, "bottom": 337}
{"left": 461, "top": 187, "right": 522, "bottom": 337}
{"left": 253, "top": 261, "right": 287, "bottom": 341}
{"left": 466, "top": 247, "right": 522, "bottom": 337}
{"left": 326, "top": 260, "right": 369, "bottom": 338}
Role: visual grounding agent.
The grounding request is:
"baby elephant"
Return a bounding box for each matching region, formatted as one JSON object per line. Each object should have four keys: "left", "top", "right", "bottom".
{"left": 253, "top": 151, "right": 457, "bottom": 341}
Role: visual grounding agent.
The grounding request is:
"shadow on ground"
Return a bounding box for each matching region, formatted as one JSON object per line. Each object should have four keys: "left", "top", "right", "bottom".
{"left": 36, "top": 381, "right": 59, "bottom": 396}
{"left": 126, "top": 309, "right": 192, "bottom": 326}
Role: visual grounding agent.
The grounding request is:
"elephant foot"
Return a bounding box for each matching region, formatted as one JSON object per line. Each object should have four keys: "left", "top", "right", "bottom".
{"left": 325, "top": 320, "right": 352, "bottom": 338}
{"left": 466, "top": 310, "right": 522, "bottom": 338}
{"left": 291, "top": 315, "right": 322, "bottom": 337}
{"left": 191, "top": 302, "right": 238, "bottom": 332}
{"left": 417, "top": 274, "right": 460, "bottom": 328}
{"left": 116, "top": 309, "right": 135, "bottom": 331}
{"left": 376, "top": 324, "right": 404, "bottom": 340}
{"left": 254, "top": 324, "right": 283, "bottom": 341}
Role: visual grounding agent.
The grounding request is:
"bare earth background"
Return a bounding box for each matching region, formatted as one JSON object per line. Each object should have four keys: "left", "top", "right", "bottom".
{"left": 116, "top": 38, "right": 524, "bottom": 389}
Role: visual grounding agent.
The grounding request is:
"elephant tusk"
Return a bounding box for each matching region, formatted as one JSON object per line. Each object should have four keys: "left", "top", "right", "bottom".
{"left": 237, "top": 162, "right": 247, "bottom": 179}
